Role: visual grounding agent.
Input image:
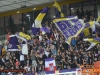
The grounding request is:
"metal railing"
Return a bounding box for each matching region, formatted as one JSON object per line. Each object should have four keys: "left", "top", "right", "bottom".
{"left": 0, "top": 35, "right": 6, "bottom": 41}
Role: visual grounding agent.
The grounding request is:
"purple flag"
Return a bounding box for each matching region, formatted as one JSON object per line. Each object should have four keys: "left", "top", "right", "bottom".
{"left": 85, "top": 22, "right": 90, "bottom": 27}
{"left": 40, "top": 27, "right": 50, "bottom": 33}
{"left": 31, "top": 28, "right": 40, "bottom": 35}
{"left": 79, "top": 32, "right": 84, "bottom": 37}
{"left": 53, "top": 18, "right": 84, "bottom": 44}
{"left": 94, "top": 38, "right": 100, "bottom": 42}
{"left": 7, "top": 35, "right": 19, "bottom": 51}
{"left": 32, "top": 7, "right": 49, "bottom": 35}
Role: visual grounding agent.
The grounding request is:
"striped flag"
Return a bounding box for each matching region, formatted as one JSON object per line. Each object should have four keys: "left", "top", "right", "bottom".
{"left": 54, "top": 1, "right": 64, "bottom": 17}
{"left": 7, "top": 35, "right": 19, "bottom": 51}
{"left": 19, "top": 32, "right": 31, "bottom": 40}
{"left": 53, "top": 18, "right": 85, "bottom": 44}
{"left": 16, "top": 35, "right": 28, "bottom": 55}
{"left": 32, "top": 7, "right": 49, "bottom": 35}
{"left": 83, "top": 38, "right": 100, "bottom": 51}
{"left": 45, "top": 58, "right": 56, "bottom": 71}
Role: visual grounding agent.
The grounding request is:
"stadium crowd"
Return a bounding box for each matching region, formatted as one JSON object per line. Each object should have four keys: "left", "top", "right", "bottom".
{"left": 0, "top": 9, "right": 100, "bottom": 75}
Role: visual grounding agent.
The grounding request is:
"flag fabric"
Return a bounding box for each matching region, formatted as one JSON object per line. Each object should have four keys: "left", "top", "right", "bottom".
{"left": 32, "top": 7, "right": 49, "bottom": 35}
{"left": 88, "top": 17, "right": 100, "bottom": 32}
{"left": 31, "top": 28, "right": 40, "bottom": 35}
{"left": 19, "top": 32, "right": 31, "bottom": 40}
{"left": 83, "top": 38, "right": 100, "bottom": 50}
{"left": 78, "top": 32, "right": 84, "bottom": 37}
{"left": 96, "top": 16, "right": 100, "bottom": 22}
{"left": 40, "top": 27, "right": 50, "bottom": 35}
{"left": 85, "top": 22, "right": 90, "bottom": 27}
{"left": 7, "top": 35, "right": 19, "bottom": 51}
{"left": 83, "top": 38, "right": 100, "bottom": 44}
{"left": 83, "top": 28, "right": 90, "bottom": 36}
{"left": 54, "top": 1, "right": 64, "bottom": 17}
{"left": 83, "top": 23, "right": 90, "bottom": 36}
{"left": 83, "top": 21, "right": 99, "bottom": 36}
{"left": 53, "top": 18, "right": 85, "bottom": 44}
{"left": 16, "top": 35, "right": 28, "bottom": 55}
{"left": 22, "top": 44, "right": 28, "bottom": 55}
{"left": 89, "top": 21, "right": 96, "bottom": 32}
{"left": 16, "top": 35, "right": 27, "bottom": 43}
{"left": 45, "top": 58, "right": 56, "bottom": 71}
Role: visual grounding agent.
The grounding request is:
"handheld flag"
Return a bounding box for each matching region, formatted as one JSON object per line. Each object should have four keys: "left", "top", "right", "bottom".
{"left": 54, "top": 1, "right": 64, "bottom": 17}
{"left": 53, "top": 18, "right": 85, "bottom": 44}
{"left": 16, "top": 35, "right": 28, "bottom": 55}
{"left": 40, "top": 27, "right": 50, "bottom": 35}
{"left": 7, "top": 35, "right": 19, "bottom": 51}
{"left": 19, "top": 32, "right": 31, "bottom": 40}
{"left": 83, "top": 38, "right": 100, "bottom": 51}
{"left": 32, "top": 7, "right": 49, "bottom": 35}
{"left": 45, "top": 58, "right": 56, "bottom": 71}
{"left": 88, "top": 16, "right": 100, "bottom": 32}
{"left": 83, "top": 27, "right": 90, "bottom": 36}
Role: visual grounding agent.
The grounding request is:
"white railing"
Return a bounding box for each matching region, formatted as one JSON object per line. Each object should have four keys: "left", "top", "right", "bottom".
{"left": 0, "top": 35, "right": 6, "bottom": 40}
{"left": 0, "top": 35, "right": 7, "bottom": 45}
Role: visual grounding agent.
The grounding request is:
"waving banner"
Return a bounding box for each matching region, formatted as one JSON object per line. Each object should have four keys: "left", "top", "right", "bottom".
{"left": 53, "top": 18, "right": 85, "bottom": 44}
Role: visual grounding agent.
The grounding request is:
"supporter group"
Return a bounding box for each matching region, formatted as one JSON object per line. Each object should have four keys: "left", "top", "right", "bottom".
{"left": 0, "top": 7, "right": 100, "bottom": 75}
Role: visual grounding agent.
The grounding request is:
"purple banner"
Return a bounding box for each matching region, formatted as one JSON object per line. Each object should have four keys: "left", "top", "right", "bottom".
{"left": 40, "top": 27, "right": 50, "bottom": 33}
{"left": 7, "top": 36, "right": 19, "bottom": 50}
{"left": 54, "top": 19, "right": 84, "bottom": 41}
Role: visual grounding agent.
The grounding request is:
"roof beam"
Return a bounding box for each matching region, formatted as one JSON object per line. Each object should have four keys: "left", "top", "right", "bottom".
{"left": 0, "top": 0, "right": 85, "bottom": 17}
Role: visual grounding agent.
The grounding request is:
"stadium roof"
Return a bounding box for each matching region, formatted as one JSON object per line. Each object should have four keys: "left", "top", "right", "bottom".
{"left": 0, "top": 0, "right": 84, "bottom": 17}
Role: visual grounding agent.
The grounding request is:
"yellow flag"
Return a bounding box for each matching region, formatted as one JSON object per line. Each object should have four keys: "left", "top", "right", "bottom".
{"left": 19, "top": 32, "right": 31, "bottom": 40}
{"left": 96, "top": 16, "right": 100, "bottom": 22}
{"left": 83, "top": 28, "right": 89, "bottom": 36}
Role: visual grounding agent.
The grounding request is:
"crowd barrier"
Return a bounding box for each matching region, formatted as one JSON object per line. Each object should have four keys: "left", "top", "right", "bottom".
{"left": 23, "top": 65, "right": 99, "bottom": 75}
{"left": 23, "top": 69, "right": 77, "bottom": 75}
{"left": 23, "top": 67, "right": 100, "bottom": 75}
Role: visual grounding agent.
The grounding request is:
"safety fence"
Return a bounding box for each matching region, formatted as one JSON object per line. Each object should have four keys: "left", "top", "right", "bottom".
{"left": 1, "top": 66, "right": 100, "bottom": 75}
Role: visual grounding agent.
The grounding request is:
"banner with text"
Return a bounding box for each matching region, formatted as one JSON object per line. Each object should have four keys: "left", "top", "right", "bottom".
{"left": 53, "top": 18, "right": 85, "bottom": 44}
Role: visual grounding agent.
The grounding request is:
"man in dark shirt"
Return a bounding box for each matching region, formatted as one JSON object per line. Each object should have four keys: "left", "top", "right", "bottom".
{"left": 70, "top": 61, "right": 77, "bottom": 68}
{"left": 62, "top": 41, "right": 68, "bottom": 50}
